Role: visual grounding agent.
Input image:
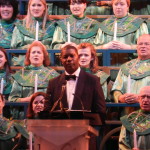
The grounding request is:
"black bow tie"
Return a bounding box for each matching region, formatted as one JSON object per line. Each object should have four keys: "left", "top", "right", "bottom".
{"left": 65, "top": 75, "right": 76, "bottom": 81}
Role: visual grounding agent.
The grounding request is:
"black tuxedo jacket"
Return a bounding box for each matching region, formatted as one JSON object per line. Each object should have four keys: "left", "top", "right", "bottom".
{"left": 46, "top": 70, "right": 106, "bottom": 124}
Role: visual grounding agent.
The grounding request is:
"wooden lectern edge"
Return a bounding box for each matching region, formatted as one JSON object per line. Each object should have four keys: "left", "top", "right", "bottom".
{"left": 27, "top": 119, "right": 98, "bottom": 136}
{"left": 88, "top": 126, "right": 99, "bottom": 136}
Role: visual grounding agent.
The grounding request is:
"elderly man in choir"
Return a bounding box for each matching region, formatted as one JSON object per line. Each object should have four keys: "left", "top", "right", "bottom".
{"left": 119, "top": 86, "right": 150, "bottom": 150}
{"left": 111, "top": 34, "right": 150, "bottom": 111}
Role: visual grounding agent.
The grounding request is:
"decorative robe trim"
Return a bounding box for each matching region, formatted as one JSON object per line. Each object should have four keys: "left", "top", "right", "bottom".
{"left": 12, "top": 66, "right": 59, "bottom": 88}
{"left": 0, "top": 117, "right": 28, "bottom": 140}
{"left": 0, "top": 19, "right": 18, "bottom": 49}
{"left": 81, "top": 68, "right": 110, "bottom": 85}
{"left": 99, "top": 13, "right": 144, "bottom": 37}
{"left": 94, "top": 70, "right": 110, "bottom": 85}
{"left": 121, "top": 110, "right": 150, "bottom": 135}
{"left": 15, "top": 19, "right": 55, "bottom": 40}
{"left": 56, "top": 15, "right": 100, "bottom": 39}
{"left": 121, "top": 59, "right": 150, "bottom": 79}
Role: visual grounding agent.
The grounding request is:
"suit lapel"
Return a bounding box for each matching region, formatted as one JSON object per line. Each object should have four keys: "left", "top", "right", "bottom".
{"left": 72, "top": 70, "right": 85, "bottom": 110}
{"left": 59, "top": 73, "right": 68, "bottom": 109}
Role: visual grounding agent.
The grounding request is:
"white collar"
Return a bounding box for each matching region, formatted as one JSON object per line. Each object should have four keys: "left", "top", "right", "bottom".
{"left": 65, "top": 67, "right": 81, "bottom": 77}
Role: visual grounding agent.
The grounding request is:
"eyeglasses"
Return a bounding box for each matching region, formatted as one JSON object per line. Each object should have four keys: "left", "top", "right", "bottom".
{"left": 137, "top": 42, "right": 150, "bottom": 46}
{"left": 140, "top": 95, "right": 150, "bottom": 100}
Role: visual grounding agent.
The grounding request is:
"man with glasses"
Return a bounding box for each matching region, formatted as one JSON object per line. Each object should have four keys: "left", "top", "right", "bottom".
{"left": 111, "top": 34, "right": 150, "bottom": 113}
{"left": 119, "top": 86, "right": 150, "bottom": 150}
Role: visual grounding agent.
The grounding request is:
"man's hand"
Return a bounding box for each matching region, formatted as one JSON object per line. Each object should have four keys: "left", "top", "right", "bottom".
{"left": 19, "top": 94, "right": 33, "bottom": 102}
{"left": 119, "top": 93, "right": 139, "bottom": 103}
{"left": 102, "top": 41, "right": 132, "bottom": 49}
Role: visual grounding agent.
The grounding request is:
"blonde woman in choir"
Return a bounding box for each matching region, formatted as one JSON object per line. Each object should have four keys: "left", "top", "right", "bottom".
{"left": 11, "top": 0, "right": 56, "bottom": 66}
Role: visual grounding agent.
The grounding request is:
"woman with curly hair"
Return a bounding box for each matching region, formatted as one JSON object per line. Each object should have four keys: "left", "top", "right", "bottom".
{"left": 78, "top": 42, "right": 111, "bottom": 101}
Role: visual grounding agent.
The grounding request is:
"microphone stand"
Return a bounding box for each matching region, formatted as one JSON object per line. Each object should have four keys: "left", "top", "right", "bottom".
{"left": 50, "top": 85, "right": 66, "bottom": 112}
{"left": 72, "top": 93, "right": 85, "bottom": 117}
{"left": 72, "top": 94, "right": 101, "bottom": 125}
{"left": 50, "top": 83, "right": 70, "bottom": 118}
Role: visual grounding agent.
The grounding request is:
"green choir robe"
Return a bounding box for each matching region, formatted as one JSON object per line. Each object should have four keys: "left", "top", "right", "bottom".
{"left": 0, "top": 19, "right": 18, "bottom": 49}
{"left": 9, "top": 65, "right": 59, "bottom": 102}
{"left": 146, "top": 18, "right": 150, "bottom": 33}
{"left": 94, "top": 14, "right": 148, "bottom": 46}
{"left": 51, "top": 15, "right": 100, "bottom": 49}
{"left": 0, "top": 115, "right": 29, "bottom": 150}
{"left": 0, "top": 116, "right": 28, "bottom": 150}
{"left": 111, "top": 58, "right": 150, "bottom": 96}
{"left": 0, "top": 69, "right": 12, "bottom": 97}
{"left": 11, "top": 18, "right": 56, "bottom": 49}
{"left": 82, "top": 68, "right": 110, "bottom": 101}
{"left": 119, "top": 110, "right": 150, "bottom": 150}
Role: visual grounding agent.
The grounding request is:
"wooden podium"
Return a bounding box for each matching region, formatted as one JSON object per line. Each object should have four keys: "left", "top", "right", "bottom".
{"left": 27, "top": 119, "right": 98, "bottom": 150}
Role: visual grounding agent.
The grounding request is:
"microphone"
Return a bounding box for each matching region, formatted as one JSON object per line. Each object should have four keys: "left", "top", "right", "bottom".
{"left": 50, "top": 81, "right": 67, "bottom": 112}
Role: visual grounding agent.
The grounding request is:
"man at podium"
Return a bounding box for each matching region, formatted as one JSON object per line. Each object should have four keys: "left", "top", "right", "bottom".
{"left": 46, "top": 43, "right": 106, "bottom": 150}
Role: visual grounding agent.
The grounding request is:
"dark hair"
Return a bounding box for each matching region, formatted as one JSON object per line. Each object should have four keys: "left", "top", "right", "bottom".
{"left": 27, "top": 92, "right": 49, "bottom": 119}
{"left": 0, "top": 47, "right": 12, "bottom": 80}
{"left": 78, "top": 43, "right": 99, "bottom": 73}
{"left": 111, "top": 0, "right": 130, "bottom": 7}
{"left": 60, "top": 43, "right": 78, "bottom": 57}
{"left": 68, "top": 0, "right": 87, "bottom": 5}
{"left": 24, "top": 41, "right": 50, "bottom": 67}
{"left": 0, "top": 0, "right": 18, "bottom": 21}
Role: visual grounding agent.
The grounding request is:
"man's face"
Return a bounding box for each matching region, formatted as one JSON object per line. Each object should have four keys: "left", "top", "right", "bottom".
{"left": 61, "top": 48, "right": 79, "bottom": 74}
{"left": 137, "top": 35, "right": 150, "bottom": 60}
{"left": 139, "top": 88, "right": 150, "bottom": 112}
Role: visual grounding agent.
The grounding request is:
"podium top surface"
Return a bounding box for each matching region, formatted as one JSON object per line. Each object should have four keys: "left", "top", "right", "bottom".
{"left": 27, "top": 119, "right": 89, "bottom": 126}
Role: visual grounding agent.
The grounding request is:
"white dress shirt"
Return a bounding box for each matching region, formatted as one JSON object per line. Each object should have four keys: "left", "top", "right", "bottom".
{"left": 65, "top": 67, "right": 80, "bottom": 110}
